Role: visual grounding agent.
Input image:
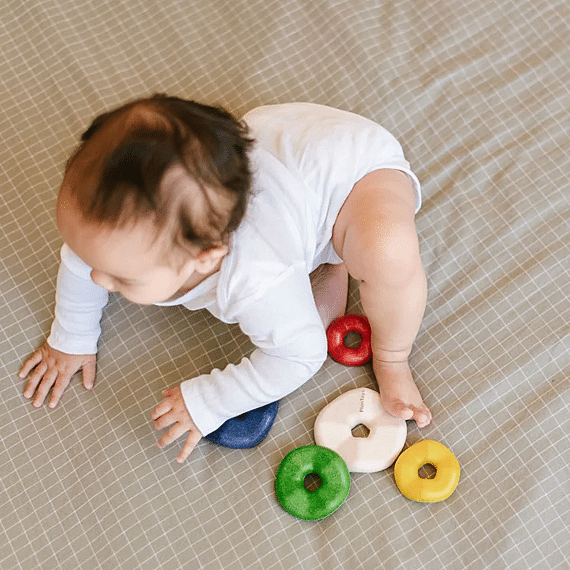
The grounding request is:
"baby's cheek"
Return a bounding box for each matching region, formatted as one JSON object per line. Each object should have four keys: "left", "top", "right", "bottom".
{"left": 90, "top": 270, "right": 116, "bottom": 292}
{"left": 122, "top": 281, "right": 178, "bottom": 305}
{"left": 121, "top": 289, "right": 155, "bottom": 305}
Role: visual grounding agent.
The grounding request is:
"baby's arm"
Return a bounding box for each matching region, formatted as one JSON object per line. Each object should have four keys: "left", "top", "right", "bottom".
{"left": 151, "top": 264, "right": 327, "bottom": 459}
{"left": 18, "top": 244, "right": 108, "bottom": 408}
{"left": 181, "top": 266, "right": 327, "bottom": 435}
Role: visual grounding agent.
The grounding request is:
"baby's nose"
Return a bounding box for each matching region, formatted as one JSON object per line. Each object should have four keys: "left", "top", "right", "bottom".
{"left": 90, "top": 270, "right": 116, "bottom": 292}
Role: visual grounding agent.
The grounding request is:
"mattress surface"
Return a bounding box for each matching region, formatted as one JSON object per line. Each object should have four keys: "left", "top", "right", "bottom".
{"left": 0, "top": 1, "right": 568, "bottom": 568}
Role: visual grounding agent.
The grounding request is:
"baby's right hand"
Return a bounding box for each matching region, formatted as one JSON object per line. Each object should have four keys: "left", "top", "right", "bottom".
{"left": 18, "top": 341, "right": 96, "bottom": 409}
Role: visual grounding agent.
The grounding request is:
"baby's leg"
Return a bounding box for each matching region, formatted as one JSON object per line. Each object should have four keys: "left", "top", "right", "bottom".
{"left": 332, "top": 169, "right": 432, "bottom": 428}
{"left": 310, "top": 263, "right": 349, "bottom": 329}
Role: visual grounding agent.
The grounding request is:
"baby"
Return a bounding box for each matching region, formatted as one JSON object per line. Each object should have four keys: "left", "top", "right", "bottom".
{"left": 19, "top": 94, "right": 432, "bottom": 463}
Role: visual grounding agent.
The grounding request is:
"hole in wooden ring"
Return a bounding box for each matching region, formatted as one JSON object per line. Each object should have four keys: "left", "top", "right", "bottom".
{"left": 351, "top": 423, "right": 370, "bottom": 438}
{"left": 418, "top": 463, "right": 437, "bottom": 479}
{"left": 304, "top": 473, "right": 322, "bottom": 491}
{"left": 343, "top": 331, "right": 362, "bottom": 348}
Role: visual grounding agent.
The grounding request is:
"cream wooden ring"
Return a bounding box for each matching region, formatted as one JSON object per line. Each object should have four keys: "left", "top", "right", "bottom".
{"left": 314, "top": 388, "right": 407, "bottom": 473}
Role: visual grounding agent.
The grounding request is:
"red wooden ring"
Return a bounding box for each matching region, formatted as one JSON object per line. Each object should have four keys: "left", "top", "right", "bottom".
{"left": 326, "top": 314, "right": 372, "bottom": 366}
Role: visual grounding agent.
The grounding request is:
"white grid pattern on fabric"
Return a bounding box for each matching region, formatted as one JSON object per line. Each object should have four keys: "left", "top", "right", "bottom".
{"left": 1, "top": 0, "right": 569, "bottom": 569}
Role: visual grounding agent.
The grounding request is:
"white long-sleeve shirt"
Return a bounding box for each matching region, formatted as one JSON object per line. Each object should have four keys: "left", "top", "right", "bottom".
{"left": 47, "top": 103, "right": 421, "bottom": 436}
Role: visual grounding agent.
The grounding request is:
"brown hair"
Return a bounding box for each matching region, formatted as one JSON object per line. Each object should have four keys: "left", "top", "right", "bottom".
{"left": 66, "top": 93, "right": 254, "bottom": 256}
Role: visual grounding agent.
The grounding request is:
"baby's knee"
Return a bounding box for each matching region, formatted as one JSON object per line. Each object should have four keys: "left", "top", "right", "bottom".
{"left": 360, "top": 224, "right": 422, "bottom": 286}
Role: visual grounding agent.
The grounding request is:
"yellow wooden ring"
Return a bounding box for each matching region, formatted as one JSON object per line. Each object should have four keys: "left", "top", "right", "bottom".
{"left": 394, "top": 440, "right": 460, "bottom": 502}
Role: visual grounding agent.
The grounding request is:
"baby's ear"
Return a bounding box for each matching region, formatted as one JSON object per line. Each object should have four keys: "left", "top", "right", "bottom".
{"left": 193, "top": 244, "right": 228, "bottom": 274}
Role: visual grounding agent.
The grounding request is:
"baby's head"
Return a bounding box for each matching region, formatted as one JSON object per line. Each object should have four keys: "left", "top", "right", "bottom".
{"left": 57, "top": 94, "right": 253, "bottom": 304}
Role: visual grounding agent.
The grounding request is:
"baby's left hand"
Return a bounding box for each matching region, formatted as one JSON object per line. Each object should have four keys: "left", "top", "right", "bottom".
{"left": 150, "top": 385, "right": 203, "bottom": 463}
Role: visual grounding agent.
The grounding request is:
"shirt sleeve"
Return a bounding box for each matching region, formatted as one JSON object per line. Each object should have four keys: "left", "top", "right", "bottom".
{"left": 180, "top": 264, "right": 328, "bottom": 436}
{"left": 47, "top": 244, "right": 109, "bottom": 355}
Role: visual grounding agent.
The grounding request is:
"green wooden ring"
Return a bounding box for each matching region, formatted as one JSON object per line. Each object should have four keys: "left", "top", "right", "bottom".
{"left": 275, "top": 445, "right": 351, "bottom": 520}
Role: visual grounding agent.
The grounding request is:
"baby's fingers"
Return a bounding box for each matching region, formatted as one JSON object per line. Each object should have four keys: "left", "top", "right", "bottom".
{"left": 157, "top": 422, "right": 187, "bottom": 449}
{"left": 19, "top": 350, "right": 44, "bottom": 379}
{"left": 150, "top": 399, "right": 173, "bottom": 421}
{"left": 153, "top": 410, "right": 177, "bottom": 432}
{"left": 177, "top": 430, "right": 201, "bottom": 463}
{"left": 48, "top": 373, "right": 75, "bottom": 409}
{"left": 23, "top": 362, "right": 48, "bottom": 399}
{"left": 32, "top": 370, "right": 59, "bottom": 408}
{"left": 82, "top": 360, "right": 96, "bottom": 391}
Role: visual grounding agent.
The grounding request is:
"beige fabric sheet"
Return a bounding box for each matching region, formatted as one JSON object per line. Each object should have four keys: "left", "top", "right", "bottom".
{"left": 1, "top": 1, "right": 568, "bottom": 568}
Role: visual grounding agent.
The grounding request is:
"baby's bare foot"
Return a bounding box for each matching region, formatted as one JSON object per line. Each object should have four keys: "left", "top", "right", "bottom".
{"left": 373, "top": 359, "right": 432, "bottom": 428}
{"left": 310, "top": 263, "right": 349, "bottom": 329}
